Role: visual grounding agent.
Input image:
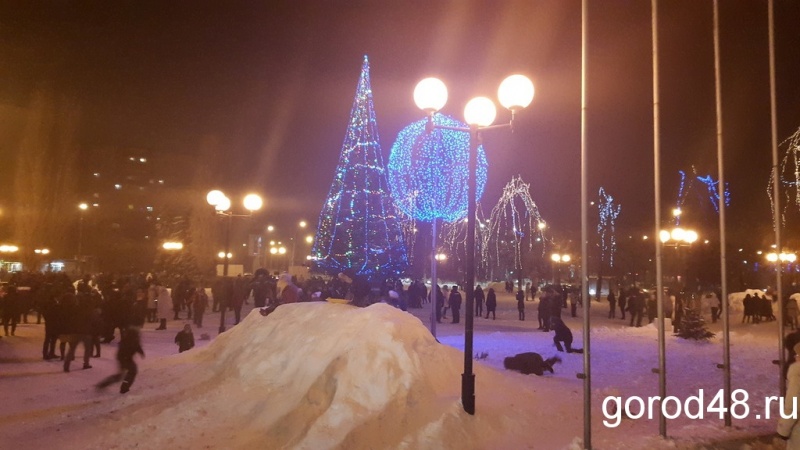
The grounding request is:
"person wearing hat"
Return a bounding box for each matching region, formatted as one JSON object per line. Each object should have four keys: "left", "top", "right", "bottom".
{"left": 778, "top": 342, "right": 800, "bottom": 444}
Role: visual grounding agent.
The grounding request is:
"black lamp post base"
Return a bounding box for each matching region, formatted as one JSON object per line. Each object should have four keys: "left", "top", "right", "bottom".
{"left": 461, "top": 372, "right": 475, "bottom": 415}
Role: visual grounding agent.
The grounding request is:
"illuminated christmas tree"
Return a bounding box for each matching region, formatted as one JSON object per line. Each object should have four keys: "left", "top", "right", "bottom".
{"left": 310, "top": 56, "right": 408, "bottom": 279}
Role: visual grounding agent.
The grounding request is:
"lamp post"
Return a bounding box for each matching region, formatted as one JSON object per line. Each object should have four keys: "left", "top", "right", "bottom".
{"left": 659, "top": 227, "right": 698, "bottom": 289}
{"left": 207, "top": 190, "right": 262, "bottom": 333}
{"left": 413, "top": 73, "right": 534, "bottom": 415}
{"left": 270, "top": 245, "right": 287, "bottom": 271}
{"left": 290, "top": 220, "right": 307, "bottom": 269}
{"left": 550, "top": 253, "right": 571, "bottom": 286}
{"left": 77, "top": 202, "right": 88, "bottom": 271}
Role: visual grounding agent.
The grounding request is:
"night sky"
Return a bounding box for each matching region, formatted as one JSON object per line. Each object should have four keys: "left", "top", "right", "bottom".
{"left": 2, "top": 0, "right": 799, "bottom": 243}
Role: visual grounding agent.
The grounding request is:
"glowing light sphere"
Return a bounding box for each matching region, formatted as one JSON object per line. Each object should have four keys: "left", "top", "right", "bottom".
{"left": 243, "top": 193, "right": 263, "bottom": 212}
{"left": 498, "top": 74, "right": 534, "bottom": 111}
{"left": 388, "top": 114, "right": 488, "bottom": 223}
{"left": 414, "top": 78, "right": 448, "bottom": 113}
{"left": 215, "top": 196, "right": 231, "bottom": 212}
{"left": 464, "top": 97, "right": 496, "bottom": 127}
{"left": 206, "top": 190, "right": 225, "bottom": 206}
{"left": 670, "top": 228, "right": 686, "bottom": 242}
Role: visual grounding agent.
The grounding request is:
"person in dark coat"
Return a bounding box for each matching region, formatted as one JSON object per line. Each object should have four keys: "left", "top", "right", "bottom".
{"left": 516, "top": 289, "right": 525, "bottom": 320}
{"left": 192, "top": 287, "right": 209, "bottom": 328}
{"left": 503, "top": 352, "right": 561, "bottom": 376}
{"left": 538, "top": 291, "right": 550, "bottom": 330}
{"left": 628, "top": 288, "right": 644, "bottom": 327}
{"left": 431, "top": 285, "right": 444, "bottom": 323}
{"left": 96, "top": 326, "right": 145, "bottom": 394}
{"left": 2, "top": 284, "right": 19, "bottom": 336}
{"left": 550, "top": 317, "right": 583, "bottom": 353}
{"left": 646, "top": 292, "right": 657, "bottom": 324}
{"left": 61, "top": 293, "right": 94, "bottom": 372}
{"left": 175, "top": 324, "right": 195, "bottom": 353}
{"left": 130, "top": 288, "right": 148, "bottom": 328}
{"left": 608, "top": 290, "right": 617, "bottom": 319}
{"left": 474, "top": 285, "right": 485, "bottom": 317}
{"left": 618, "top": 290, "right": 627, "bottom": 320}
{"left": 249, "top": 272, "right": 271, "bottom": 308}
{"left": 448, "top": 286, "right": 462, "bottom": 324}
{"left": 231, "top": 276, "right": 246, "bottom": 325}
{"left": 485, "top": 288, "right": 497, "bottom": 320}
{"left": 41, "top": 294, "right": 61, "bottom": 359}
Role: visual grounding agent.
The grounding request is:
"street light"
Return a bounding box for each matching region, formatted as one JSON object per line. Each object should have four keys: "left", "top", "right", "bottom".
{"left": 551, "top": 253, "right": 571, "bottom": 285}
{"left": 414, "top": 73, "right": 534, "bottom": 415}
{"left": 77, "top": 202, "right": 89, "bottom": 271}
{"left": 162, "top": 242, "right": 183, "bottom": 251}
{"left": 290, "top": 220, "right": 308, "bottom": 269}
{"left": 766, "top": 251, "right": 797, "bottom": 263}
{"left": 207, "top": 190, "right": 262, "bottom": 333}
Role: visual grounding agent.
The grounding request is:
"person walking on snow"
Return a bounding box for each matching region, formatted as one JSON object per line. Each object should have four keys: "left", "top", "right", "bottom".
{"left": 96, "top": 326, "right": 145, "bottom": 394}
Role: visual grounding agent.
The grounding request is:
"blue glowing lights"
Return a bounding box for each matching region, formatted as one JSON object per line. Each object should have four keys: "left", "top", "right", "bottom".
{"left": 387, "top": 114, "right": 488, "bottom": 223}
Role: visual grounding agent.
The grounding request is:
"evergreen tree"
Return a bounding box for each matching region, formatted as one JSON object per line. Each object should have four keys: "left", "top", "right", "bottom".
{"left": 310, "top": 56, "right": 408, "bottom": 279}
{"left": 675, "top": 308, "right": 715, "bottom": 341}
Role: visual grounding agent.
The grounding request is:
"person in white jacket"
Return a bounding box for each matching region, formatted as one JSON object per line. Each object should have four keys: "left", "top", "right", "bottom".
{"left": 155, "top": 285, "right": 173, "bottom": 330}
{"left": 778, "top": 342, "right": 800, "bottom": 446}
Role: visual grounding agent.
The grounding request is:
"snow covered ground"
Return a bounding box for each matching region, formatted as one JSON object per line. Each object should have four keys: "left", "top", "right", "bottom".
{"left": 0, "top": 292, "right": 792, "bottom": 449}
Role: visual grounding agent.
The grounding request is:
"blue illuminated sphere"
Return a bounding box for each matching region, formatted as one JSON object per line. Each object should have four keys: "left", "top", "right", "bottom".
{"left": 388, "top": 114, "right": 488, "bottom": 223}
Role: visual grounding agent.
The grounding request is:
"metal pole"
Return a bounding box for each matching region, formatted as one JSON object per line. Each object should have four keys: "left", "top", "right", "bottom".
{"left": 652, "top": 0, "right": 667, "bottom": 438}
{"left": 462, "top": 125, "right": 477, "bottom": 415}
{"left": 767, "top": 0, "right": 785, "bottom": 397}
{"left": 580, "top": 0, "right": 592, "bottom": 447}
{"left": 712, "top": 0, "right": 732, "bottom": 427}
{"left": 78, "top": 214, "right": 84, "bottom": 271}
{"left": 219, "top": 212, "right": 232, "bottom": 334}
{"left": 430, "top": 218, "right": 438, "bottom": 337}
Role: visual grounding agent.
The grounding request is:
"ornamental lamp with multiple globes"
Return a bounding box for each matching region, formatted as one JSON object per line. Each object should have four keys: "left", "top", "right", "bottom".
{"left": 413, "top": 73, "right": 534, "bottom": 417}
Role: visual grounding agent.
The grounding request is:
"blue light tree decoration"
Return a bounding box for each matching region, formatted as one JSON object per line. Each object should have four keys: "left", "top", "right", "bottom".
{"left": 388, "top": 114, "right": 488, "bottom": 223}
{"left": 674, "top": 166, "right": 730, "bottom": 225}
{"left": 311, "top": 56, "right": 408, "bottom": 279}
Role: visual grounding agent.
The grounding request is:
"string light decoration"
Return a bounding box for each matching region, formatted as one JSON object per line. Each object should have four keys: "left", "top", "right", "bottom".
{"left": 597, "top": 187, "right": 621, "bottom": 268}
{"left": 311, "top": 56, "right": 409, "bottom": 279}
{"left": 441, "top": 204, "right": 491, "bottom": 278}
{"left": 388, "top": 114, "right": 488, "bottom": 223}
{"left": 768, "top": 127, "right": 800, "bottom": 227}
{"left": 485, "top": 176, "right": 547, "bottom": 275}
{"left": 674, "top": 166, "right": 730, "bottom": 224}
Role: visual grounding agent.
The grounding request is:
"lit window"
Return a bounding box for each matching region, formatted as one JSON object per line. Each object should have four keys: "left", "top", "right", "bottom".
{"left": 114, "top": 184, "right": 122, "bottom": 190}
{"left": 129, "top": 157, "right": 135, "bottom": 161}
{"left": 140, "top": 158, "right": 147, "bottom": 163}
{"left": 93, "top": 173, "right": 100, "bottom": 177}
{"left": 158, "top": 180, "right": 164, "bottom": 184}
{"left": 146, "top": 206, "right": 153, "bottom": 212}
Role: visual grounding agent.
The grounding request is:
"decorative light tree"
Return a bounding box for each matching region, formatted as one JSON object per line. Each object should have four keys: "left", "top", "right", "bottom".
{"left": 674, "top": 167, "right": 730, "bottom": 225}
{"left": 595, "top": 187, "right": 621, "bottom": 301}
{"left": 768, "top": 126, "right": 800, "bottom": 227}
{"left": 485, "top": 175, "right": 547, "bottom": 287}
{"left": 310, "top": 56, "right": 408, "bottom": 279}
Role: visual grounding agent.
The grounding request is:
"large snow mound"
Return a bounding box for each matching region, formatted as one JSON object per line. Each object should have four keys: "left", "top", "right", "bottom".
{"left": 83, "top": 302, "right": 567, "bottom": 449}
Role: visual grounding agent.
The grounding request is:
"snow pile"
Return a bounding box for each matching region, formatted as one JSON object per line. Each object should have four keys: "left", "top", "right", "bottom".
{"left": 83, "top": 302, "right": 568, "bottom": 449}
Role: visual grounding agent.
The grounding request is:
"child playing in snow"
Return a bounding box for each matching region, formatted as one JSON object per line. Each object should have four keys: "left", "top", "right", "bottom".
{"left": 175, "top": 324, "right": 195, "bottom": 353}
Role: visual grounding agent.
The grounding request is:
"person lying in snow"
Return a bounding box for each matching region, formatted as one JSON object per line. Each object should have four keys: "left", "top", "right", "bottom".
{"left": 550, "top": 317, "right": 583, "bottom": 353}
{"left": 503, "top": 352, "right": 561, "bottom": 376}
